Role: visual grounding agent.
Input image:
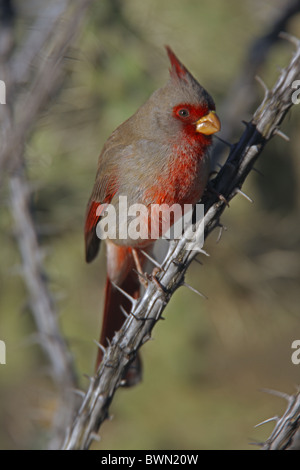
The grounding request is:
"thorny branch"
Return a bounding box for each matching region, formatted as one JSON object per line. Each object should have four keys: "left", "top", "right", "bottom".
{"left": 256, "top": 389, "right": 300, "bottom": 450}
{"left": 62, "top": 34, "right": 300, "bottom": 450}
{"left": 0, "top": 0, "right": 95, "bottom": 450}
{"left": 212, "top": 0, "right": 300, "bottom": 168}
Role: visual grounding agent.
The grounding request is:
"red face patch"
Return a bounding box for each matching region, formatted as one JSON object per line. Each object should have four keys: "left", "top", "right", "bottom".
{"left": 173, "top": 103, "right": 210, "bottom": 123}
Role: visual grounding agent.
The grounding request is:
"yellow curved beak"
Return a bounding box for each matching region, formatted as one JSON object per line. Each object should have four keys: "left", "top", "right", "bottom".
{"left": 195, "top": 110, "right": 221, "bottom": 135}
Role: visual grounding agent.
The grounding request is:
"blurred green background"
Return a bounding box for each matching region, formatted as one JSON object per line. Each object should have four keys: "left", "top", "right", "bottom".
{"left": 0, "top": 0, "right": 300, "bottom": 450}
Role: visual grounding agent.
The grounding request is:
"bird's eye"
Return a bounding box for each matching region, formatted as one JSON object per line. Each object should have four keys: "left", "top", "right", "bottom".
{"left": 177, "top": 108, "right": 190, "bottom": 118}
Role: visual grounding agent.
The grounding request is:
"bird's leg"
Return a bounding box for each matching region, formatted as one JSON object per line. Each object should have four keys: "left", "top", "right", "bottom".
{"left": 134, "top": 247, "right": 167, "bottom": 294}
{"left": 132, "top": 248, "right": 149, "bottom": 288}
{"left": 132, "top": 248, "right": 165, "bottom": 292}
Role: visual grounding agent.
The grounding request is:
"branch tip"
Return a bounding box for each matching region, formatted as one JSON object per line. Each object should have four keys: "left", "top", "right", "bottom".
{"left": 139, "top": 249, "right": 162, "bottom": 269}
{"left": 279, "top": 31, "right": 300, "bottom": 48}
{"left": 260, "top": 388, "right": 292, "bottom": 402}
{"left": 93, "top": 339, "right": 106, "bottom": 355}
{"left": 71, "top": 389, "right": 86, "bottom": 398}
{"left": 274, "top": 128, "right": 290, "bottom": 142}
{"left": 235, "top": 188, "right": 254, "bottom": 203}
{"left": 254, "top": 416, "right": 278, "bottom": 428}
{"left": 182, "top": 282, "right": 207, "bottom": 299}
{"left": 255, "top": 74, "right": 270, "bottom": 97}
{"left": 197, "top": 248, "right": 210, "bottom": 257}
{"left": 111, "top": 281, "right": 137, "bottom": 306}
{"left": 119, "top": 305, "right": 130, "bottom": 319}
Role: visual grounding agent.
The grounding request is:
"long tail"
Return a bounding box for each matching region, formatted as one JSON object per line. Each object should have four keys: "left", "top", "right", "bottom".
{"left": 96, "top": 244, "right": 143, "bottom": 386}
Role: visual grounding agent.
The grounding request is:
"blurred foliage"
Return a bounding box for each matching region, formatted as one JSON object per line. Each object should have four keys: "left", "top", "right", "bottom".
{"left": 0, "top": 0, "right": 300, "bottom": 450}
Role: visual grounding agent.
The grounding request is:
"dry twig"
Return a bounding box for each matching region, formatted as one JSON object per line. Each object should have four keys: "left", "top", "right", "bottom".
{"left": 255, "top": 389, "right": 300, "bottom": 450}
{"left": 0, "top": 0, "right": 95, "bottom": 450}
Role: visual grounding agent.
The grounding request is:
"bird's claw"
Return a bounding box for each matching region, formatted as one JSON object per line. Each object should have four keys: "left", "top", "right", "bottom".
{"left": 206, "top": 183, "right": 229, "bottom": 207}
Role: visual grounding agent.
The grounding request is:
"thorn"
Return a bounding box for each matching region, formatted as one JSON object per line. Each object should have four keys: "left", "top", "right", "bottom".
{"left": 255, "top": 75, "right": 270, "bottom": 98}
{"left": 71, "top": 388, "right": 86, "bottom": 398}
{"left": 111, "top": 281, "right": 137, "bottom": 306}
{"left": 197, "top": 248, "right": 210, "bottom": 257}
{"left": 91, "top": 432, "right": 101, "bottom": 442}
{"left": 235, "top": 188, "right": 254, "bottom": 203}
{"left": 182, "top": 282, "right": 207, "bottom": 299}
{"left": 214, "top": 135, "right": 233, "bottom": 148}
{"left": 254, "top": 416, "right": 279, "bottom": 428}
{"left": 83, "top": 373, "right": 95, "bottom": 384}
{"left": 139, "top": 249, "right": 162, "bottom": 269}
{"left": 279, "top": 31, "right": 300, "bottom": 48}
{"left": 260, "top": 388, "right": 292, "bottom": 402}
{"left": 252, "top": 166, "right": 264, "bottom": 177}
{"left": 274, "top": 128, "right": 290, "bottom": 142}
{"left": 216, "top": 226, "right": 223, "bottom": 244}
{"left": 132, "top": 268, "right": 148, "bottom": 282}
{"left": 119, "top": 304, "right": 130, "bottom": 319}
{"left": 93, "top": 339, "right": 106, "bottom": 355}
{"left": 216, "top": 223, "right": 227, "bottom": 243}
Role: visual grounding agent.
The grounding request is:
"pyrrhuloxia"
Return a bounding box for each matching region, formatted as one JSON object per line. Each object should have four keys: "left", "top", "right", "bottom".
{"left": 85, "top": 47, "right": 220, "bottom": 385}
